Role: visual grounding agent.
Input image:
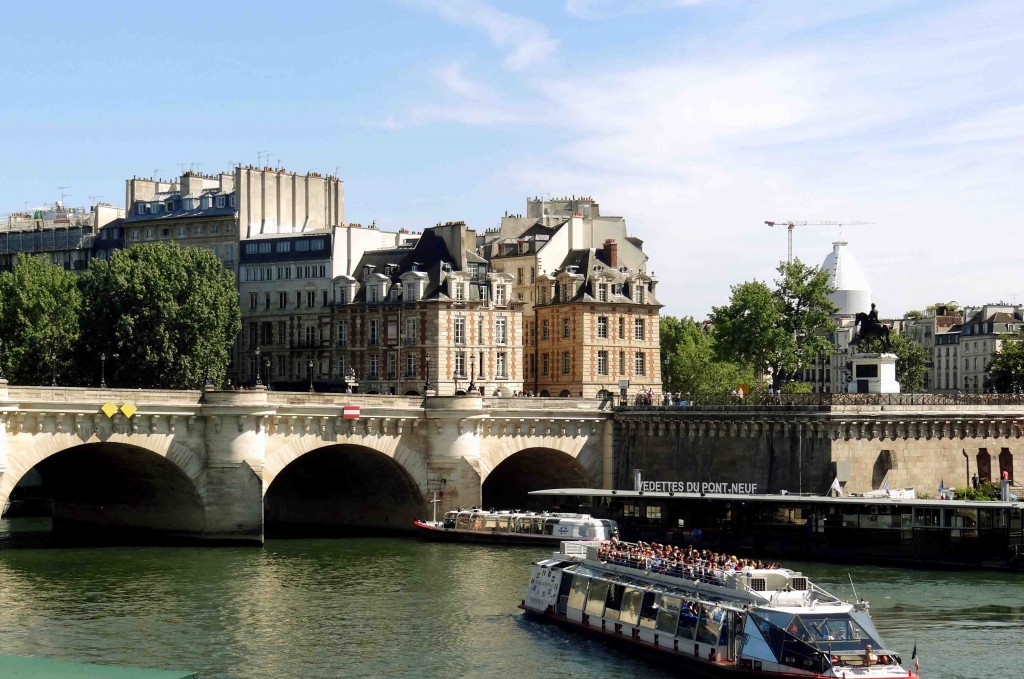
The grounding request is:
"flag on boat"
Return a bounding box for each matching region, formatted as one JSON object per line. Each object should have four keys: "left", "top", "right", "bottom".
{"left": 883, "top": 478, "right": 890, "bottom": 496}
{"left": 343, "top": 405, "right": 361, "bottom": 419}
{"left": 829, "top": 477, "right": 843, "bottom": 497}
{"left": 912, "top": 641, "right": 919, "bottom": 671}
{"left": 938, "top": 479, "right": 947, "bottom": 499}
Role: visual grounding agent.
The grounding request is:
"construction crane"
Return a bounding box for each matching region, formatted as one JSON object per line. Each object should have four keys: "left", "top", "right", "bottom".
{"left": 765, "top": 220, "right": 873, "bottom": 263}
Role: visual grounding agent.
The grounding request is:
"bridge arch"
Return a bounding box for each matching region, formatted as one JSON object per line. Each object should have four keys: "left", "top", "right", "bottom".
{"left": 481, "top": 446, "right": 594, "bottom": 510}
{"left": 263, "top": 440, "right": 427, "bottom": 537}
{"left": 3, "top": 440, "right": 206, "bottom": 543}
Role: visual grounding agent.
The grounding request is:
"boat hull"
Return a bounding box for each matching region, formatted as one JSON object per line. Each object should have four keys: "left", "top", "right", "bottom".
{"left": 519, "top": 604, "right": 828, "bottom": 679}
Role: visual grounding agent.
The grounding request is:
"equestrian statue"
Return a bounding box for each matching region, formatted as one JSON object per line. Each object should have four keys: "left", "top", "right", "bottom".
{"left": 850, "top": 303, "right": 893, "bottom": 351}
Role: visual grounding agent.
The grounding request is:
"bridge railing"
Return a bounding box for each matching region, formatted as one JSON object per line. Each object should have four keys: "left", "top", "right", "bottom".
{"left": 5, "top": 386, "right": 204, "bottom": 404}
{"left": 618, "top": 392, "right": 1024, "bottom": 411}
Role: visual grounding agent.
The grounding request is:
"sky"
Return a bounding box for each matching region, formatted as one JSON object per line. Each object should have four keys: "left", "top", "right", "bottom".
{"left": 2, "top": 0, "right": 1023, "bottom": 319}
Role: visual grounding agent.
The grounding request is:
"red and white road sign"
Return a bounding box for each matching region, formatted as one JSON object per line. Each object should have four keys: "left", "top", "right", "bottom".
{"left": 343, "top": 405, "right": 361, "bottom": 419}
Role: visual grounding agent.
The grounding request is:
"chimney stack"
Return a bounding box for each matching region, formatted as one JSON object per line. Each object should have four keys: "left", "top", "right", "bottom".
{"left": 603, "top": 239, "right": 618, "bottom": 268}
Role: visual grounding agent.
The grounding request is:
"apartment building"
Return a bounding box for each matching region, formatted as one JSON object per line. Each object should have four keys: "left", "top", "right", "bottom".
{"left": 0, "top": 202, "right": 124, "bottom": 273}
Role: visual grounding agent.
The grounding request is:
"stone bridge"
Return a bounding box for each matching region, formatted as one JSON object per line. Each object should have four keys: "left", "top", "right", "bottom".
{"left": 0, "top": 382, "right": 612, "bottom": 544}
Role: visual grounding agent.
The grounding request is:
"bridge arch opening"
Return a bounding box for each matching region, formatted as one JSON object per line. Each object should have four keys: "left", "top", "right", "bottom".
{"left": 3, "top": 442, "right": 205, "bottom": 545}
{"left": 482, "top": 447, "right": 590, "bottom": 511}
{"left": 264, "top": 444, "right": 423, "bottom": 537}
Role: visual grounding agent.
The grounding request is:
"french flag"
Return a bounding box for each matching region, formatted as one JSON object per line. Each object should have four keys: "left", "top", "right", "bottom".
{"left": 912, "top": 641, "right": 919, "bottom": 671}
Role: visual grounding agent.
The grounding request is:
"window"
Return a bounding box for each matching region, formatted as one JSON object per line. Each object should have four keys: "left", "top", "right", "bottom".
{"left": 619, "top": 350, "right": 626, "bottom": 375}
{"left": 215, "top": 195, "right": 226, "bottom": 208}
{"left": 479, "top": 286, "right": 488, "bottom": 306}
{"left": 541, "top": 319, "right": 550, "bottom": 340}
{"left": 322, "top": 290, "right": 328, "bottom": 307}
{"left": 455, "top": 351, "right": 466, "bottom": 377}
{"left": 478, "top": 350, "right": 485, "bottom": 378}
{"left": 265, "top": 292, "right": 271, "bottom": 310}
{"left": 563, "top": 317, "right": 571, "bottom": 338}
{"left": 295, "top": 291, "right": 302, "bottom": 308}
{"left": 454, "top": 283, "right": 465, "bottom": 301}
{"left": 248, "top": 322, "right": 257, "bottom": 350}
{"left": 279, "top": 292, "right": 287, "bottom": 309}
{"left": 517, "top": 268, "right": 524, "bottom": 285}
{"left": 306, "top": 290, "right": 315, "bottom": 308}
{"left": 305, "top": 326, "right": 315, "bottom": 345}
{"left": 369, "top": 286, "right": 379, "bottom": 303}
{"left": 387, "top": 353, "right": 397, "bottom": 379}
{"left": 249, "top": 292, "right": 257, "bottom": 310}
{"left": 597, "top": 350, "right": 608, "bottom": 375}
{"left": 530, "top": 267, "right": 535, "bottom": 283}
{"left": 136, "top": 204, "right": 149, "bottom": 215}
{"left": 177, "top": 226, "right": 187, "bottom": 237}
{"left": 369, "top": 320, "right": 379, "bottom": 345}
{"left": 618, "top": 317, "right": 625, "bottom": 339}
{"left": 337, "top": 321, "right": 347, "bottom": 347}
{"left": 261, "top": 322, "right": 272, "bottom": 345}
{"left": 634, "top": 318, "right": 645, "bottom": 340}
{"left": 478, "top": 316, "right": 484, "bottom": 343}
{"left": 496, "top": 317, "right": 507, "bottom": 344}
{"left": 597, "top": 316, "right": 608, "bottom": 339}
{"left": 635, "top": 351, "right": 646, "bottom": 375}
{"left": 369, "top": 354, "right": 380, "bottom": 378}
{"left": 337, "top": 286, "right": 348, "bottom": 304}
{"left": 542, "top": 353, "right": 550, "bottom": 376}
{"left": 597, "top": 285, "right": 607, "bottom": 302}
{"left": 406, "top": 353, "right": 416, "bottom": 378}
{"left": 562, "top": 352, "right": 571, "bottom": 374}
{"left": 455, "top": 317, "right": 466, "bottom": 344}
{"left": 405, "top": 317, "right": 417, "bottom": 343}
{"left": 496, "top": 351, "right": 508, "bottom": 378}
{"left": 495, "top": 284, "right": 506, "bottom": 305}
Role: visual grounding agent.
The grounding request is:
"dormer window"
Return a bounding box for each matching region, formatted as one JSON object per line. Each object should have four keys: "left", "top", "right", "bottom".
{"left": 495, "top": 284, "right": 506, "bottom": 305}
{"left": 633, "top": 283, "right": 646, "bottom": 304}
{"left": 597, "top": 285, "right": 607, "bottom": 302}
{"left": 200, "top": 195, "right": 212, "bottom": 209}
{"left": 215, "top": 195, "right": 226, "bottom": 208}
{"left": 454, "top": 283, "right": 465, "bottom": 301}
{"left": 165, "top": 200, "right": 175, "bottom": 212}
{"left": 137, "top": 204, "right": 150, "bottom": 215}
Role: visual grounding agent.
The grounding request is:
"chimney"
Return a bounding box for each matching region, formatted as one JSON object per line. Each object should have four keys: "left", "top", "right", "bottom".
{"left": 603, "top": 239, "right": 618, "bottom": 268}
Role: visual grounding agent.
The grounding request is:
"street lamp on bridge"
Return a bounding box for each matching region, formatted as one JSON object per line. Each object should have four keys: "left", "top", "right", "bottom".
{"left": 307, "top": 358, "right": 315, "bottom": 393}
{"left": 254, "top": 346, "right": 262, "bottom": 386}
{"left": 100, "top": 352, "right": 107, "bottom": 388}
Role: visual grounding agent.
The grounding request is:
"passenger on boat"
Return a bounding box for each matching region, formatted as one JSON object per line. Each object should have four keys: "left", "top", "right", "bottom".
{"left": 864, "top": 644, "right": 877, "bottom": 666}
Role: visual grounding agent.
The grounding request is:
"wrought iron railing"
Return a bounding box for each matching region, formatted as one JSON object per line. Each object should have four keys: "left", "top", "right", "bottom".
{"left": 617, "top": 392, "right": 1024, "bottom": 410}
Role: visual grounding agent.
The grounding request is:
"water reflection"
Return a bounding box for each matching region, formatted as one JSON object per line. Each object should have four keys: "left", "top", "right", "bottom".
{"left": 0, "top": 536, "right": 1021, "bottom": 678}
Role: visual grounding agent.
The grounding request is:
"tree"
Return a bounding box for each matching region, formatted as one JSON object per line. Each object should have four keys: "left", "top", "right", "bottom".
{"left": 660, "top": 316, "right": 757, "bottom": 395}
{"left": 78, "top": 243, "right": 241, "bottom": 389}
{"left": 986, "top": 336, "right": 1024, "bottom": 393}
{"left": 710, "top": 259, "right": 837, "bottom": 389}
{"left": 0, "top": 254, "right": 82, "bottom": 385}
{"left": 854, "top": 332, "right": 929, "bottom": 392}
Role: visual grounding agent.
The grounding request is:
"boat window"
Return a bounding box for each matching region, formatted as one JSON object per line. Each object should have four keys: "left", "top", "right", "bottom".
{"left": 639, "top": 591, "right": 659, "bottom": 629}
{"left": 604, "top": 583, "right": 625, "bottom": 620}
{"left": 796, "top": 614, "right": 874, "bottom": 647}
{"left": 532, "top": 518, "right": 545, "bottom": 534}
{"left": 471, "top": 515, "right": 486, "bottom": 530}
{"left": 456, "top": 514, "right": 472, "bottom": 530}
{"left": 655, "top": 595, "right": 681, "bottom": 634}
{"left": 676, "top": 600, "right": 699, "bottom": 640}
{"left": 567, "top": 576, "right": 589, "bottom": 611}
{"left": 496, "top": 516, "right": 511, "bottom": 531}
{"left": 585, "top": 579, "right": 609, "bottom": 616}
{"left": 444, "top": 512, "right": 458, "bottom": 528}
{"left": 695, "top": 604, "right": 726, "bottom": 645}
{"left": 619, "top": 588, "right": 643, "bottom": 625}
{"left": 485, "top": 517, "right": 500, "bottom": 529}
{"left": 914, "top": 508, "right": 941, "bottom": 527}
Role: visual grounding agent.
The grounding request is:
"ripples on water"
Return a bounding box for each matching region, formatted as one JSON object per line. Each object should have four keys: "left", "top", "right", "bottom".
{"left": 0, "top": 523, "right": 1019, "bottom": 679}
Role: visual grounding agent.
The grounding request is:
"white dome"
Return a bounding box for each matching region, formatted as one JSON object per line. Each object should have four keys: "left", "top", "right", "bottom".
{"left": 820, "top": 241, "right": 872, "bottom": 316}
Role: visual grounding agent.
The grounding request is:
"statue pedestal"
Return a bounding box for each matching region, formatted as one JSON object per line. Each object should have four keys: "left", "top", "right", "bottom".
{"left": 847, "top": 353, "right": 900, "bottom": 394}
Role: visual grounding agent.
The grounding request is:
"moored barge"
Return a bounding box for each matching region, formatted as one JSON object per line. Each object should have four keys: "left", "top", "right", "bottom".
{"left": 414, "top": 508, "right": 617, "bottom": 545}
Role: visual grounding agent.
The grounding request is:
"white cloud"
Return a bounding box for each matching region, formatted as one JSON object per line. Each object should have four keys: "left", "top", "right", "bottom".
{"left": 403, "top": 0, "right": 558, "bottom": 70}
{"left": 565, "top": 0, "right": 706, "bottom": 21}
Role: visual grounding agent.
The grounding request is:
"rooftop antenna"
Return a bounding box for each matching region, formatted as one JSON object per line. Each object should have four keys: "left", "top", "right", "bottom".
{"left": 88, "top": 194, "right": 103, "bottom": 205}
{"left": 191, "top": 162, "right": 204, "bottom": 173}
{"left": 57, "top": 186, "right": 71, "bottom": 204}
{"left": 178, "top": 162, "right": 189, "bottom": 174}
{"left": 258, "top": 151, "right": 272, "bottom": 166}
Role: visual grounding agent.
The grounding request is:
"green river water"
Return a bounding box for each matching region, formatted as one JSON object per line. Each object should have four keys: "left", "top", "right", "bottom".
{"left": 0, "top": 519, "right": 1019, "bottom": 679}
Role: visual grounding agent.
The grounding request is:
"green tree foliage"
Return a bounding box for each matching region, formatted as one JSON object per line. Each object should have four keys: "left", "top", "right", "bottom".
{"left": 0, "top": 254, "right": 83, "bottom": 385}
{"left": 660, "top": 316, "right": 757, "bottom": 395}
{"left": 710, "top": 259, "right": 837, "bottom": 389}
{"left": 954, "top": 480, "right": 1002, "bottom": 501}
{"left": 854, "top": 332, "right": 929, "bottom": 392}
{"left": 986, "top": 337, "right": 1024, "bottom": 392}
{"left": 78, "top": 243, "right": 241, "bottom": 389}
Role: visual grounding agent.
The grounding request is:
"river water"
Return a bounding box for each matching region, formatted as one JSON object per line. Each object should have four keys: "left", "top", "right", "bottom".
{"left": 0, "top": 519, "right": 1019, "bottom": 679}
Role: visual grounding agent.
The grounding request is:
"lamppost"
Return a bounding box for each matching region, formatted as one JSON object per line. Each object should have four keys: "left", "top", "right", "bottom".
{"left": 264, "top": 357, "right": 271, "bottom": 390}
{"left": 424, "top": 356, "right": 432, "bottom": 394}
{"left": 100, "top": 352, "right": 107, "bottom": 388}
{"left": 254, "top": 346, "right": 262, "bottom": 386}
{"left": 453, "top": 370, "right": 460, "bottom": 395}
{"left": 468, "top": 354, "right": 476, "bottom": 394}
{"left": 112, "top": 353, "right": 120, "bottom": 388}
{"left": 307, "top": 358, "right": 314, "bottom": 392}
{"left": 49, "top": 352, "right": 57, "bottom": 387}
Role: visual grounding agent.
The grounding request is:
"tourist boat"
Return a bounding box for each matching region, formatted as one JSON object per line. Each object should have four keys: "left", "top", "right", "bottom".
{"left": 413, "top": 508, "right": 618, "bottom": 545}
{"left": 521, "top": 540, "right": 919, "bottom": 678}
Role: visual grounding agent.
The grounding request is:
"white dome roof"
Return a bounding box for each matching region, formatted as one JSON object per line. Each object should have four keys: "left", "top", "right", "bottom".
{"left": 820, "top": 241, "right": 872, "bottom": 316}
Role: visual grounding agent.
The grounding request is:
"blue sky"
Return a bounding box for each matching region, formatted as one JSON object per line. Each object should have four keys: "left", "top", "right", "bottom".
{"left": 2, "top": 0, "right": 1023, "bottom": 318}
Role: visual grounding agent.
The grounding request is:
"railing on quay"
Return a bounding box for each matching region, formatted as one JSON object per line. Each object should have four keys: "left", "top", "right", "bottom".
{"left": 617, "top": 392, "right": 1024, "bottom": 411}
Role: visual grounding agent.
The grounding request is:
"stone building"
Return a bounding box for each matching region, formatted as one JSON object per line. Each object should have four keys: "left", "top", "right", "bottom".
{"left": 0, "top": 202, "right": 124, "bottom": 273}
{"left": 330, "top": 221, "right": 522, "bottom": 396}
{"left": 959, "top": 304, "right": 1024, "bottom": 392}
{"left": 237, "top": 224, "right": 415, "bottom": 388}
{"left": 533, "top": 240, "right": 661, "bottom": 399}
{"left": 903, "top": 308, "right": 963, "bottom": 392}
{"left": 123, "top": 166, "right": 345, "bottom": 274}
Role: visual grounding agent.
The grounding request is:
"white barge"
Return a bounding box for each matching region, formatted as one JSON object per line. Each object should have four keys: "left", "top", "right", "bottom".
{"left": 414, "top": 509, "right": 617, "bottom": 545}
{"left": 521, "top": 540, "right": 919, "bottom": 678}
